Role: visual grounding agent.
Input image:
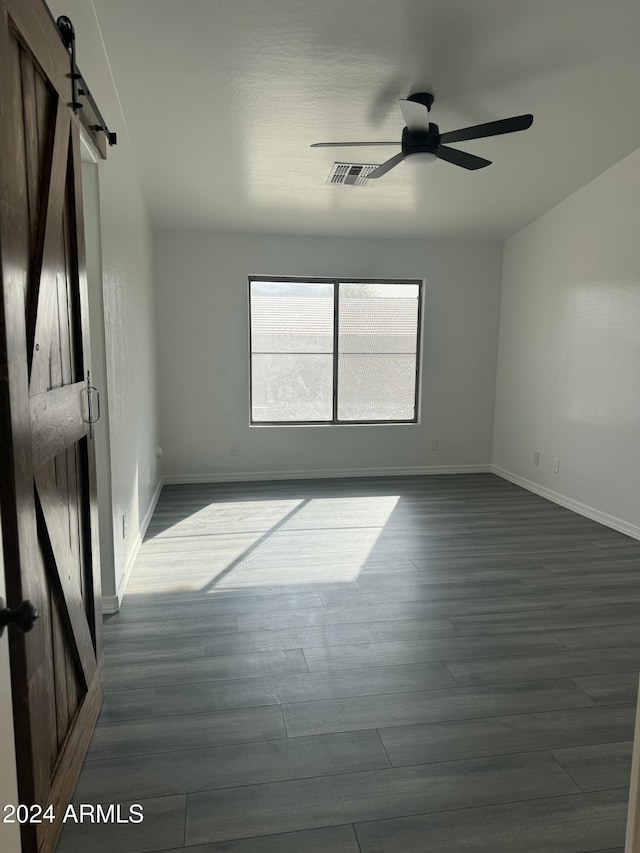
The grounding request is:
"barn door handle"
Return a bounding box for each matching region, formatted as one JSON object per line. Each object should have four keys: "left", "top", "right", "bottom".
{"left": 86, "top": 371, "right": 101, "bottom": 439}
{"left": 0, "top": 598, "right": 39, "bottom": 639}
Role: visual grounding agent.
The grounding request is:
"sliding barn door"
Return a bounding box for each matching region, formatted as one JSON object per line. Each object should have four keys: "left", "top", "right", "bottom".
{"left": 0, "top": 0, "right": 103, "bottom": 851}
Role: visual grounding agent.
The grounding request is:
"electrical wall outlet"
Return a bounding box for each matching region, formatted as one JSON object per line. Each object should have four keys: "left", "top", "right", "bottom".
{"left": 121, "top": 514, "right": 127, "bottom": 539}
{"left": 230, "top": 443, "right": 240, "bottom": 456}
{"left": 553, "top": 457, "right": 560, "bottom": 473}
{"left": 533, "top": 451, "right": 540, "bottom": 466}
{"left": 430, "top": 438, "right": 438, "bottom": 451}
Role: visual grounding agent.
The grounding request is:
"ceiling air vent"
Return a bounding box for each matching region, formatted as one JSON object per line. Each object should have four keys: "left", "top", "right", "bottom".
{"left": 327, "top": 162, "right": 378, "bottom": 186}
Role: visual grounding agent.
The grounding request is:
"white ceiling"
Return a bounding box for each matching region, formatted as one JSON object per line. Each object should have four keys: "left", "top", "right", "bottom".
{"left": 93, "top": 0, "right": 640, "bottom": 239}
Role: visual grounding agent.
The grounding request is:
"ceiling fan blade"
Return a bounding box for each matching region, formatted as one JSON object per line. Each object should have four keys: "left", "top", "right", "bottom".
{"left": 367, "top": 152, "right": 405, "bottom": 178}
{"left": 310, "top": 141, "right": 399, "bottom": 148}
{"left": 437, "top": 145, "right": 491, "bottom": 170}
{"left": 440, "top": 114, "right": 533, "bottom": 144}
{"left": 398, "top": 99, "right": 431, "bottom": 132}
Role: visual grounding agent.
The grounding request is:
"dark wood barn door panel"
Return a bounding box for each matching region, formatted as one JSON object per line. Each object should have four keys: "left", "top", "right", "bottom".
{"left": 0, "top": 1, "right": 104, "bottom": 850}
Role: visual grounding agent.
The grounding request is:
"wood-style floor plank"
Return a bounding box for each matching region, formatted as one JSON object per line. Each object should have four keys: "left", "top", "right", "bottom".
{"left": 104, "top": 647, "right": 309, "bottom": 690}
{"left": 57, "top": 474, "right": 640, "bottom": 852}
{"left": 85, "top": 704, "right": 287, "bottom": 761}
{"left": 56, "top": 795, "right": 186, "bottom": 853}
{"left": 74, "top": 730, "right": 390, "bottom": 800}
{"left": 354, "top": 789, "right": 626, "bottom": 853}
{"left": 98, "top": 661, "right": 456, "bottom": 723}
{"left": 573, "top": 673, "right": 639, "bottom": 706}
{"left": 161, "top": 825, "right": 361, "bottom": 853}
{"left": 281, "top": 679, "right": 594, "bottom": 738}
{"left": 184, "top": 751, "right": 579, "bottom": 844}
{"left": 444, "top": 646, "right": 640, "bottom": 686}
{"left": 378, "top": 704, "right": 634, "bottom": 766}
{"left": 302, "top": 631, "right": 564, "bottom": 671}
{"left": 551, "top": 741, "right": 633, "bottom": 792}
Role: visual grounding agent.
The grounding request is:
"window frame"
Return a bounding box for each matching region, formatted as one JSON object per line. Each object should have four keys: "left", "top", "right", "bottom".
{"left": 248, "top": 276, "right": 424, "bottom": 426}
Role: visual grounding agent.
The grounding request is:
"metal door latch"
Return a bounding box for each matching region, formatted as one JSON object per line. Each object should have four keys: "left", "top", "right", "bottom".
{"left": 0, "top": 597, "right": 39, "bottom": 639}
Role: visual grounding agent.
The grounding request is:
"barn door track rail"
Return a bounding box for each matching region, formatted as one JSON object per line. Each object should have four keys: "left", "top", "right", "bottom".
{"left": 41, "top": 1, "right": 117, "bottom": 153}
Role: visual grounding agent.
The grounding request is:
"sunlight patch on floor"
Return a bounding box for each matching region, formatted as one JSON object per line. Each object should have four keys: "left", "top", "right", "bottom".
{"left": 130, "top": 495, "right": 401, "bottom": 592}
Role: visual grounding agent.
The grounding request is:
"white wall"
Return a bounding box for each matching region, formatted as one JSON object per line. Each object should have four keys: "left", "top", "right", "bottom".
{"left": 154, "top": 231, "right": 502, "bottom": 479}
{"left": 493, "top": 146, "right": 640, "bottom": 535}
{"left": 49, "top": 1, "right": 160, "bottom": 606}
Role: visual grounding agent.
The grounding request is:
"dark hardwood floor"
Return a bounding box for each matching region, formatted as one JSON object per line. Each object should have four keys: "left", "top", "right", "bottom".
{"left": 58, "top": 473, "right": 640, "bottom": 852}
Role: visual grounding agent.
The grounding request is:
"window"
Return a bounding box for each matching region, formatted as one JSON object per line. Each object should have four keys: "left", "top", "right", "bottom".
{"left": 249, "top": 277, "right": 422, "bottom": 424}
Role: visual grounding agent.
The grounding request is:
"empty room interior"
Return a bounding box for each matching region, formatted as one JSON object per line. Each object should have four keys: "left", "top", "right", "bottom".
{"left": 2, "top": 1, "right": 640, "bottom": 852}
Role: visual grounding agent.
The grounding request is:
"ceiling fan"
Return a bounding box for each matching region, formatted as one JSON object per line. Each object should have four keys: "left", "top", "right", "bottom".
{"left": 311, "top": 93, "right": 533, "bottom": 178}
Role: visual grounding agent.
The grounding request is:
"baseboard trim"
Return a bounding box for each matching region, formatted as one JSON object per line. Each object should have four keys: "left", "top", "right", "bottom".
{"left": 163, "top": 465, "right": 492, "bottom": 485}
{"left": 104, "top": 476, "right": 164, "bottom": 613}
{"left": 491, "top": 465, "right": 640, "bottom": 541}
{"left": 141, "top": 475, "right": 165, "bottom": 538}
{"left": 101, "top": 595, "right": 119, "bottom": 615}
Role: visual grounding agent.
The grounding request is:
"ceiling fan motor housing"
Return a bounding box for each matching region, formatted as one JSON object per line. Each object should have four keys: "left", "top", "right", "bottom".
{"left": 401, "top": 125, "right": 440, "bottom": 158}
{"left": 406, "top": 92, "right": 435, "bottom": 110}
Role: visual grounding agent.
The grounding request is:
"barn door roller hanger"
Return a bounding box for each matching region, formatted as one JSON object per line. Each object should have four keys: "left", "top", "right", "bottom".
{"left": 44, "top": 6, "right": 117, "bottom": 147}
